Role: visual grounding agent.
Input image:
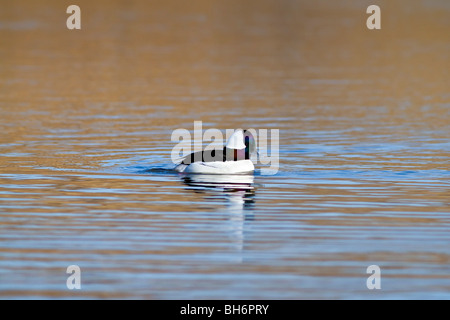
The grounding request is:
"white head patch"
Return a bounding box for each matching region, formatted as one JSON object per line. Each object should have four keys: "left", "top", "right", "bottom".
{"left": 226, "top": 129, "right": 246, "bottom": 149}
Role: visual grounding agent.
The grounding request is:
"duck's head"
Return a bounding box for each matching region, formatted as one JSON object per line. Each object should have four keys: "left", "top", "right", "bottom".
{"left": 225, "top": 129, "right": 257, "bottom": 160}
{"left": 244, "top": 130, "right": 257, "bottom": 156}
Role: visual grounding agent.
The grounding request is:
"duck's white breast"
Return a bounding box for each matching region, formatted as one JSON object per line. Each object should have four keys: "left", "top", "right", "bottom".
{"left": 183, "top": 160, "right": 254, "bottom": 174}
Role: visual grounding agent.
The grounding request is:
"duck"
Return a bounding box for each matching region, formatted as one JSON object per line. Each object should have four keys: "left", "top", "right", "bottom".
{"left": 174, "top": 129, "right": 256, "bottom": 174}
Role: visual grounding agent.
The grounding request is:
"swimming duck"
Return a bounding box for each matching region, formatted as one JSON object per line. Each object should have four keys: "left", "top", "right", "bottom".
{"left": 174, "top": 129, "right": 256, "bottom": 174}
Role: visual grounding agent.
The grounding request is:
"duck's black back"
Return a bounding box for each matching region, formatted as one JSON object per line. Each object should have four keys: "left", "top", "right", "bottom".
{"left": 181, "top": 147, "right": 248, "bottom": 165}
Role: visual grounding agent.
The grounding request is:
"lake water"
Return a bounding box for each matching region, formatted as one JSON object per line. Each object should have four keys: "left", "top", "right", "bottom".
{"left": 0, "top": 0, "right": 449, "bottom": 299}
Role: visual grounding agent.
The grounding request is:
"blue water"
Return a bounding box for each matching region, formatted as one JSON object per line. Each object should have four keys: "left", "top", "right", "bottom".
{"left": 1, "top": 0, "right": 449, "bottom": 300}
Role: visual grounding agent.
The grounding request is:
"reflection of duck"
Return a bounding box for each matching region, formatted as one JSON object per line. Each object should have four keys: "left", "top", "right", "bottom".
{"left": 182, "top": 174, "right": 255, "bottom": 207}
{"left": 174, "top": 129, "right": 257, "bottom": 174}
{"left": 182, "top": 174, "right": 254, "bottom": 191}
{"left": 180, "top": 174, "right": 256, "bottom": 260}
{"left": 182, "top": 174, "right": 255, "bottom": 209}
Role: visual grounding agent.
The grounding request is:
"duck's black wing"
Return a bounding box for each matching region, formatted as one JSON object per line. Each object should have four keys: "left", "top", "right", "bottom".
{"left": 181, "top": 147, "right": 248, "bottom": 164}
{"left": 181, "top": 148, "right": 226, "bottom": 165}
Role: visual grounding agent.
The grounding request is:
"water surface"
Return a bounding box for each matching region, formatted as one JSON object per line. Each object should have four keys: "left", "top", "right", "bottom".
{"left": 0, "top": 0, "right": 449, "bottom": 299}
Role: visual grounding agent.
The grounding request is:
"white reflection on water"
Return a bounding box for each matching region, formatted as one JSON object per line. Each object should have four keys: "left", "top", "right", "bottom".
{"left": 181, "top": 174, "right": 255, "bottom": 261}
